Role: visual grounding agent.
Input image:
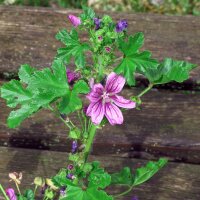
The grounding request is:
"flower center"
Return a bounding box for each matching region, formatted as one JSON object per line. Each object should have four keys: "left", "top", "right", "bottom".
{"left": 102, "top": 91, "right": 111, "bottom": 104}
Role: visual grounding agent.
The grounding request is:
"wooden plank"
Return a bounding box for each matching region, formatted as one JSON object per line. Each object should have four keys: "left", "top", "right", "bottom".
{"left": 1, "top": 80, "right": 200, "bottom": 163}
{"left": 0, "top": 6, "right": 200, "bottom": 90}
{"left": 0, "top": 146, "right": 200, "bottom": 200}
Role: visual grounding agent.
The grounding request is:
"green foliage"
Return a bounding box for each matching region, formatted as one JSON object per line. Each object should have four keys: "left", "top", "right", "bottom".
{"left": 56, "top": 29, "right": 90, "bottom": 68}
{"left": 0, "top": 60, "right": 70, "bottom": 128}
{"left": 59, "top": 80, "right": 89, "bottom": 114}
{"left": 144, "top": 58, "right": 196, "bottom": 84}
{"left": 111, "top": 167, "right": 133, "bottom": 186}
{"left": 111, "top": 158, "right": 167, "bottom": 187}
{"left": 133, "top": 158, "right": 168, "bottom": 186}
{"left": 23, "top": 189, "right": 34, "bottom": 200}
{"left": 60, "top": 185, "right": 113, "bottom": 200}
{"left": 88, "top": 162, "right": 111, "bottom": 189}
{"left": 52, "top": 170, "right": 75, "bottom": 187}
{"left": 115, "top": 32, "right": 158, "bottom": 86}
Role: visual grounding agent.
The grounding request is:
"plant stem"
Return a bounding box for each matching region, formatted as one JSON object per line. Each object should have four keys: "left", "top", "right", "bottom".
{"left": 14, "top": 182, "right": 22, "bottom": 196}
{"left": 113, "top": 185, "right": 134, "bottom": 198}
{"left": 48, "top": 105, "right": 72, "bottom": 130}
{"left": 0, "top": 184, "right": 9, "bottom": 200}
{"left": 137, "top": 83, "right": 154, "bottom": 98}
{"left": 83, "top": 123, "right": 97, "bottom": 164}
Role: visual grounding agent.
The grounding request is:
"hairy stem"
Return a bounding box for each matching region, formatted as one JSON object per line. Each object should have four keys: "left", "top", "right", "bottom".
{"left": 83, "top": 123, "right": 97, "bottom": 164}
{"left": 137, "top": 83, "right": 154, "bottom": 98}
{"left": 0, "top": 184, "right": 9, "bottom": 200}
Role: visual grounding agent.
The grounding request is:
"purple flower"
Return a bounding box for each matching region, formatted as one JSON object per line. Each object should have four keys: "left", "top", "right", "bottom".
{"left": 68, "top": 15, "right": 81, "bottom": 27}
{"left": 66, "top": 174, "right": 75, "bottom": 180}
{"left": 86, "top": 72, "right": 136, "bottom": 125}
{"left": 67, "top": 164, "right": 74, "bottom": 170}
{"left": 94, "top": 18, "right": 101, "bottom": 30}
{"left": 60, "top": 186, "right": 66, "bottom": 196}
{"left": 72, "top": 141, "right": 78, "bottom": 153}
{"left": 132, "top": 197, "right": 139, "bottom": 200}
{"left": 105, "top": 47, "right": 111, "bottom": 53}
{"left": 116, "top": 20, "right": 128, "bottom": 32}
{"left": 98, "top": 36, "right": 103, "bottom": 41}
{"left": 66, "top": 69, "right": 80, "bottom": 84}
{"left": 6, "top": 188, "right": 17, "bottom": 200}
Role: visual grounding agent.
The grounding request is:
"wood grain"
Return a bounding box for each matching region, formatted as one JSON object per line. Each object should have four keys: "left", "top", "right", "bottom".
{"left": 1, "top": 80, "right": 200, "bottom": 163}
{"left": 0, "top": 146, "right": 200, "bottom": 200}
{"left": 0, "top": 6, "right": 200, "bottom": 90}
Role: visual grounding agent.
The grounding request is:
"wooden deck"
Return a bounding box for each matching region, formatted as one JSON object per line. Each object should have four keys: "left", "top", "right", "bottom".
{"left": 0, "top": 6, "right": 200, "bottom": 199}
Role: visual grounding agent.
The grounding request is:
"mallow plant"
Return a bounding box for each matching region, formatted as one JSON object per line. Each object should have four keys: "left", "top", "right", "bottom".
{"left": 0, "top": 6, "right": 196, "bottom": 200}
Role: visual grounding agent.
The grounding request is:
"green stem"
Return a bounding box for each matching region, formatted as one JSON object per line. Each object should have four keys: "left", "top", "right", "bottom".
{"left": 48, "top": 105, "right": 72, "bottom": 130}
{"left": 0, "top": 184, "right": 9, "bottom": 200}
{"left": 137, "top": 83, "right": 154, "bottom": 98}
{"left": 83, "top": 123, "right": 97, "bottom": 164}
{"left": 113, "top": 185, "right": 134, "bottom": 198}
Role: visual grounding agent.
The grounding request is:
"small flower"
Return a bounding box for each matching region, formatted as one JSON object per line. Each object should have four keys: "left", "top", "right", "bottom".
{"left": 66, "top": 174, "right": 76, "bottom": 180}
{"left": 60, "top": 186, "right": 66, "bottom": 196}
{"left": 116, "top": 20, "right": 128, "bottom": 32}
{"left": 86, "top": 72, "right": 136, "bottom": 125}
{"left": 105, "top": 46, "right": 111, "bottom": 53}
{"left": 66, "top": 69, "right": 80, "bottom": 84}
{"left": 9, "top": 172, "right": 22, "bottom": 184}
{"left": 68, "top": 14, "right": 81, "bottom": 27}
{"left": 67, "top": 164, "right": 74, "bottom": 170}
{"left": 72, "top": 141, "right": 78, "bottom": 153}
{"left": 6, "top": 188, "right": 17, "bottom": 200}
{"left": 94, "top": 18, "right": 101, "bottom": 30}
{"left": 98, "top": 36, "right": 103, "bottom": 41}
{"left": 132, "top": 197, "right": 139, "bottom": 200}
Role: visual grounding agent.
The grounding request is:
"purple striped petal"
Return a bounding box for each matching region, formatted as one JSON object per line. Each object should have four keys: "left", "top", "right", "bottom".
{"left": 105, "top": 72, "right": 125, "bottom": 94}
{"left": 68, "top": 15, "right": 81, "bottom": 27}
{"left": 86, "top": 100, "right": 105, "bottom": 125}
{"left": 112, "top": 95, "right": 136, "bottom": 109}
{"left": 86, "top": 83, "right": 104, "bottom": 102}
{"left": 105, "top": 103, "right": 123, "bottom": 125}
{"left": 6, "top": 188, "right": 17, "bottom": 200}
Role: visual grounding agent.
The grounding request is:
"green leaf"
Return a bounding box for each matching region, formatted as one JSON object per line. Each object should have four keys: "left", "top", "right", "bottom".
{"left": 133, "top": 158, "right": 168, "bottom": 186}
{"left": 56, "top": 29, "right": 90, "bottom": 68}
{"left": 18, "top": 64, "right": 36, "bottom": 84}
{"left": 60, "top": 185, "right": 113, "bottom": 200}
{"left": 144, "top": 58, "right": 197, "bottom": 84}
{"left": 1, "top": 80, "right": 33, "bottom": 108}
{"left": 23, "top": 189, "right": 34, "bottom": 200}
{"left": 110, "top": 167, "right": 133, "bottom": 186}
{"left": 52, "top": 169, "right": 75, "bottom": 188}
{"left": 80, "top": 6, "right": 96, "bottom": 21}
{"left": 1, "top": 59, "right": 71, "bottom": 128}
{"left": 115, "top": 33, "right": 158, "bottom": 86}
{"left": 69, "top": 127, "right": 81, "bottom": 139}
{"left": 88, "top": 161, "right": 111, "bottom": 189}
{"left": 59, "top": 80, "right": 89, "bottom": 114}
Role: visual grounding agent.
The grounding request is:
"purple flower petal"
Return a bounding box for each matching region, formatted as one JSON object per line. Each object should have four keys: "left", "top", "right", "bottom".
{"left": 94, "top": 18, "right": 101, "bottom": 30}
{"left": 105, "top": 72, "right": 125, "bottom": 94}
{"left": 66, "top": 69, "right": 80, "bottom": 84}
{"left": 116, "top": 19, "right": 128, "bottom": 32}
{"left": 71, "top": 141, "right": 78, "bottom": 154}
{"left": 6, "top": 188, "right": 17, "bottom": 200}
{"left": 105, "top": 103, "right": 123, "bottom": 125}
{"left": 112, "top": 95, "right": 136, "bottom": 109}
{"left": 86, "top": 100, "right": 105, "bottom": 125}
{"left": 86, "top": 83, "right": 104, "bottom": 102}
{"left": 68, "top": 15, "right": 81, "bottom": 27}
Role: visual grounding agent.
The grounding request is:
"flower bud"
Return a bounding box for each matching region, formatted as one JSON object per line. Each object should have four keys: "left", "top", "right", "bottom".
{"left": 34, "top": 177, "right": 45, "bottom": 187}
{"left": 6, "top": 188, "right": 17, "bottom": 200}
{"left": 68, "top": 15, "right": 81, "bottom": 27}
{"left": 45, "top": 179, "right": 58, "bottom": 191}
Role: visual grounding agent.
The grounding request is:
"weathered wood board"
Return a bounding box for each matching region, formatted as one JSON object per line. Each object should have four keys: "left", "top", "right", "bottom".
{"left": 0, "top": 147, "right": 200, "bottom": 200}
{"left": 0, "top": 6, "right": 200, "bottom": 90}
{"left": 1, "top": 79, "right": 200, "bottom": 163}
